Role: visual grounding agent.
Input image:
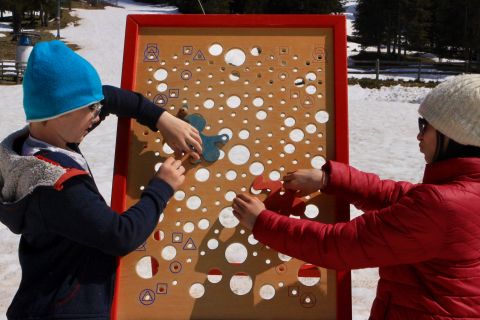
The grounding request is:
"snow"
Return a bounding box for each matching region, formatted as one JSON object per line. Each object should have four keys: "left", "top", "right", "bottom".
{"left": 0, "top": 1, "right": 446, "bottom": 319}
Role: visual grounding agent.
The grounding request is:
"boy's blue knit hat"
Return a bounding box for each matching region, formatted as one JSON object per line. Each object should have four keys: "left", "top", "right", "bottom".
{"left": 23, "top": 40, "right": 104, "bottom": 122}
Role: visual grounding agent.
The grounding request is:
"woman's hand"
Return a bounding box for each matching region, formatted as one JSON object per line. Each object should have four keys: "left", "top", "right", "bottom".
{"left": 283, "top": 169, "right": 325, "bottom": 197}
{"left": 156, "top": 111, "right": 203, "bottom": 160}
{"left": 232, "top": 193, "right": 266, "bottom": 231}
{"left": 154, "top": 157, "right": 185, "bottom": 191}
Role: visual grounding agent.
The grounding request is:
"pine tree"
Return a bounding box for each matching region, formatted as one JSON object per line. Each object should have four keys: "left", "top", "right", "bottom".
{"left": 170, "top": 0, "right": 231, "bottom": 13}
{"left": 404, "top": 0, "right": 432, "bottom": 54}
{"left": 354, "top": 0, "right": 386, "bottom": 54}
{"left": 427, "top": 0, "right": 480, "bottom": 63}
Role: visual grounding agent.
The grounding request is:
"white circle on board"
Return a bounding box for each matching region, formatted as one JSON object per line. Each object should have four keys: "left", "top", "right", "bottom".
{"left": 136, "top": 256, "right": 156, "bottom": 279}
{"left": 306, "top": 72, "right": 317, "bottom": 81}
{"left": 225, "top": 243, "right": 248, "bottom": 264}
{"left": 269, "top": 171, "right": 281, "bottom": 181}
{"left": 163, "top": 143, "right": 174, "bottom": 154}
{"left": 250, "top": 187, "right": 261, "bottom": 195}
{"left": 203, "top": 99, "right": 215, "bottom": 109}
{"left": 219, "top": 128, "right": 233, "bottom": 139}
{"left": 259, "top": 284, "right": 276, "bottom": 300}
{"left": 305, "top": 204, "right": 319, "bottom": 218}
{"left": 230, "top": 274, "right": 253, "bottom": 295}
{"left": 186, "top": 196, "right": 202, "bottom": 210}
{"left": 207, "top": 238, "right": 219, "bottom": 250}
{"left": 284, "top": 117, "right": 295, "bottom": 127}
{"left": 248, "top": 234, "right": 259, "bottom": 245}
{"left": 306, "top": 123, "right": 317, "bottom": 134}
{"left": 195, "top": 168, "right": 210, "bottom": 182}
{"left": 239, "top": 130, "right": 250, "bottom": 140}
{"left": 225, "top": 48, "right": 246, "bottom": 66}
{"left": 278, "top": 253, "right": 292, "bottom": 262}
{"left": 174, "top": 190, "right": 185, "bottom": 201}
{"left": 219, "top": 207, "right": 239, "bottom": 228}
{"left": 256, "top": 111, "right": 267, "bottom": 120}
{"left": 189, "top": 283, "right": 205, "bottom": 299}
{"left": 284, "top": 144, "right": 295, "bottom": 154}
{"left": 294, "top": 77, "right": 305, "bottom": 87}
{"left": 154, "top": 230, "right": 165, "bottom": 241}
{"left": 289, "top": 129, "right": 305, "bottom": 142}
{"left": 208, "top": 43, "right": 223, "bottom": 56}
{"left": 153, "top": 69, "right": 168, "bottom": 81}
{"left": 207, "top": 269, "right": 223, "bottom": 283}
{"left": 298, "top": 264, "right": 321, "bottom": 287}
{"left": 161, "top": 246, "right": 177, "bottom": 261}
{"left": 225, "top": 170, "right": 237, "bottom": 181}
{"left": 253, "top": 97, "right": 264, "bottom": 107}
{"left": 225, "top": 191, "right": 236, "bottom": 202}
{"left": 226, "top": 95, "right": 241, "bottom": 108}
{"left": 198, "top": 219, "right": 210, "bottom": 230}
{"left": 249, "top": 162, "right": 265, "bottom": 176}
{"left": 306, "top": 85, "right": 317, "bottom": 95}
{"left": 229, "top": 71, "right": 240, "bottom": 81}
{"left": 228, "top": 145, "right": 250, "bottom": 165}
{"left": 183, "top": 222, "right": 195, "bottom": 233}
{"left": 315, "top": 111, "right": 329, "bottom": 123}
{"left": 311, "top": 156, "right": 326, "bottom": 169}
{"left": 157, "top": 83, "right": 168, "bottom": 92}
{"left": 250, "top": 47, "right": 261, "bottom": 56}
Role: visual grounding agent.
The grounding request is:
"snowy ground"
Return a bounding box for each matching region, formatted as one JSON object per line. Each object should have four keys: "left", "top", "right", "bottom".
{"left": 0, "top": 1, "right": 447, "bottom": 319}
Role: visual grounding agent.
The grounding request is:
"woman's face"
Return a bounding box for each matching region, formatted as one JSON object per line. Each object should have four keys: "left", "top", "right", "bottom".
{"left": 417, "top": 117, "right": 437, "bottom": 164}
{"left": 48, "top": 105, "right": 100, "bottom": 145}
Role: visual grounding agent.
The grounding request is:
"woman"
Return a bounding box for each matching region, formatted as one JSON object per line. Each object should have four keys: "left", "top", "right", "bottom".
{"left": 0, "top": 40, "right": 202, "bottom": 319}
{"left": 233, "top": 74, "right": 480, "bottom": 319}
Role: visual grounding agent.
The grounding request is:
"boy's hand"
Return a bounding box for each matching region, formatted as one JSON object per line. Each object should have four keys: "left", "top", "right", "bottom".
{"left": 154, "top": 157, "right": 185, "bottom": 191}
{"left": 232, "top": 193, "right": 266, "bottom": 231}
{"left": 156, "top": 111, "right": 203, "bottom": 160}
{"left": 283, "top": 169, "right": 325, "bottom": 197}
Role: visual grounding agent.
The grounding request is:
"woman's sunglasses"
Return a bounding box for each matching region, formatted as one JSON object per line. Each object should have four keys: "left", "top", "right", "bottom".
{"left": 88, "top": 102, "right": 103, "bottom": 118}
{"left": 418, "top": 117, "right": 428, "bottom": 135}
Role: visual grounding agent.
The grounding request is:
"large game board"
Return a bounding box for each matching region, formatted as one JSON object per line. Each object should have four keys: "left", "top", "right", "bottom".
{"left": 111, "top": 14, "right": 349, "bottom": 319}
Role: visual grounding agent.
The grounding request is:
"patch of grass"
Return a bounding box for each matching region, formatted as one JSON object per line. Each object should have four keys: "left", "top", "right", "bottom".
{"left": 0, "top": 34, "right": 17, "bottom": 61}
{"left": 70, "top": 0, "right": 109, "bottom": 10}
{"left": 348, "top": 77, "right": 439, "bottom": 89}
{"left": 0, "top": 29, "right": 79, "bottom": 61}
{"left": 0, "top": 1, "right": 109, "bottom": 61}
{"left": 41, "top": 8, "right": 82, "bottom": 32}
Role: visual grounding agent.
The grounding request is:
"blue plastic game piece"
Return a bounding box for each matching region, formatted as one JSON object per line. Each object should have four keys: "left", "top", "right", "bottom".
{"left": 184, "top": 113, "right": 229, "bottom": 162}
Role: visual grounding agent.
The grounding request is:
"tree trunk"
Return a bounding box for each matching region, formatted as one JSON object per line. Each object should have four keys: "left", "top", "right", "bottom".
{"left": 39, "top": 2, "right": 44, "bottom": 27}
{"left": 12, "top": 6, "right": 22, "bottom": 35}
{"left": 393, "top": 34, "right": 397, "bottom": 56}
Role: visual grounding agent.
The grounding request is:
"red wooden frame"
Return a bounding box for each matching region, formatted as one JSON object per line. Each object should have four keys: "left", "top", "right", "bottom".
{"left": 112, "top": 14, "right": 350, "bottom": 320}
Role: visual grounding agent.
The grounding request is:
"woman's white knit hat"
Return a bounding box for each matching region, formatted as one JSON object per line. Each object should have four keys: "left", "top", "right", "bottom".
{"left": 419, "top": 74, "right": 480, "bottom": 147}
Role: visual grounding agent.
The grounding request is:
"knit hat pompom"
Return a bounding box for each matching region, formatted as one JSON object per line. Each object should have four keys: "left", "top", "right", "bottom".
{"left": 23, "top": 40, "right": 104, "bottom": 122}
{"left": 419, "top": 74, "right": 480, "bottom": 147}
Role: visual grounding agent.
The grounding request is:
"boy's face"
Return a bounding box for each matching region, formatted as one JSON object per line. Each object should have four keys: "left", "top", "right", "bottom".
{"left": 48, "top": 106, "right": 100, "bottom": 145}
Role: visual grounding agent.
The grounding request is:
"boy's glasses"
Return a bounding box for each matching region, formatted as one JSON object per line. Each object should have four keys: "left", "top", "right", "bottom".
{"left": 88, "top": 102, "right": 103, "bottom": 118}
{"left": 418, "top": 117, "right": 428, "bottom": 135}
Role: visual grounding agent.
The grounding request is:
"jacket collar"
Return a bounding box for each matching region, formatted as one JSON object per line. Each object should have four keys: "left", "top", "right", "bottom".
{"left": 0, "top": 127, "right": 66, "bottom": 203}
{"left": 423, "top": 157, "right": 480, "bottom": 184}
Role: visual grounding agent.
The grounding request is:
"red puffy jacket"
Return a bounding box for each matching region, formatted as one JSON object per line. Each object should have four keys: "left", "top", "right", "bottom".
{"left": 253, "top": 158, "right": 480, "bottom": 319}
